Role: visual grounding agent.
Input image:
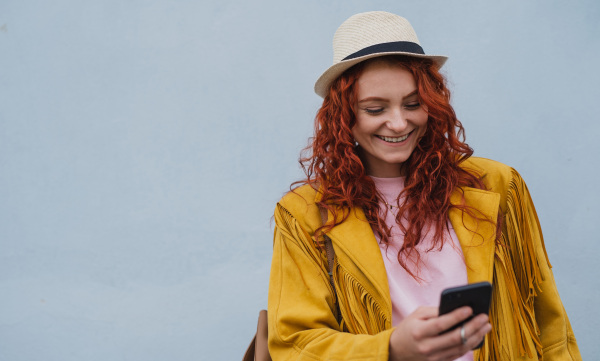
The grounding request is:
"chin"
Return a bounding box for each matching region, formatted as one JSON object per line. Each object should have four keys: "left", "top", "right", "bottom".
{"left": 385, "top": 155, "right": 411, "bottom": 165}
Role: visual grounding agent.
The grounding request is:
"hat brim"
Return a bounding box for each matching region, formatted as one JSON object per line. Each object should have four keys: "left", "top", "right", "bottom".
{"left": 314, "top": 52, "right": 448, "bottom": 98}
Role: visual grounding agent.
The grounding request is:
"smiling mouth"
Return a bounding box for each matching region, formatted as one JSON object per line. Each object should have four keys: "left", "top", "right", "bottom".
{"left": 375, "top": 131, "right": 412, "bottom": 143}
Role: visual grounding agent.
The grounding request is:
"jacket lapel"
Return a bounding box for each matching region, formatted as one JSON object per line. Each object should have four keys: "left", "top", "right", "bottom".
{"left": 449, "top": 187, "right": 500, "bottom": 284}
{"left": 324, "top": 206, "right": 392, "bottom": 324}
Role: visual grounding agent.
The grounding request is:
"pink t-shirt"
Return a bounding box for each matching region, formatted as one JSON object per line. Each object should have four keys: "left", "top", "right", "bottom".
{"left": 370, "top": 176, "right": 473, "bottom": 361}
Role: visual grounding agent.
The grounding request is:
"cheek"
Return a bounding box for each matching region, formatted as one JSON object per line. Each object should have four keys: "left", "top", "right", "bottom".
{"left": 415, "top": 115, "right": 429, "bottom": 138}
{"left": 351, "top": 125, "right": 358, "bottom": 140}
{"left": 417, "top": 109, "right": 429, "bottom": 125}
{"left": 416, "top": 112, "right": 428, "bottom": 130}
{"left": 351, "top": 118, "right": 368, "bottom": 139}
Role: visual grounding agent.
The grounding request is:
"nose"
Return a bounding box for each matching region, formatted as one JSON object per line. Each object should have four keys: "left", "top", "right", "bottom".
{"left": 385, "top": 109, "right": 408, "bottom": 133}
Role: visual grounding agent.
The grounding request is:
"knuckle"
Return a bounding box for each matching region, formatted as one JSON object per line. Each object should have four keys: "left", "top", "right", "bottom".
{"left": 454, "top": 330, "right": 463, "bottom": 343}
{"left": 433, "top": 322, "right": 445, "bottom": 334}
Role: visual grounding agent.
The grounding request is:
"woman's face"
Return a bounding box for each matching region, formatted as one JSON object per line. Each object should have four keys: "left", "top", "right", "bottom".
{"left": 352, "top": 59, "right": 428, "bottom": 178}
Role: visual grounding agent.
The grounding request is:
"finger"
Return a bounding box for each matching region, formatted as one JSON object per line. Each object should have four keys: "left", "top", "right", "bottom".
{"left": 421, "top": 306, "right": 473, "bottom": 337}
{"left": 447, "top": 315, "right": 490, "bottom": 350}
{"left": 423, "top": 317, "right": 491, "bottom": 360}
{"left": 416, "top": 313, "right": 488, "bottom": 354}
{"left": 462, "top": 315, "right": 492, "bottom": 350}
{"left": 456, "top": 314, "right": 489, "bottom": 344}
{"left": 424, "top": 342, "right": 468, "bottom": 361}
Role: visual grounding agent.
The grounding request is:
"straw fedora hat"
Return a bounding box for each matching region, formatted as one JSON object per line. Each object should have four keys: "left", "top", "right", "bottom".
{"left": 314, "top": 11, "right": 448, "bottom": 98}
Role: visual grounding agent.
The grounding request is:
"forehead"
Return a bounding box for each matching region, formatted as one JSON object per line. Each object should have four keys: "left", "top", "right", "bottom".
{"left": 356, "top": 58, "right": 417, "bottom": 96}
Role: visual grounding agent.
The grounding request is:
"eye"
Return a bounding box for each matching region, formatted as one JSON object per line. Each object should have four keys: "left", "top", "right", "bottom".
{"left": 404, "top": 102, "right": 421, "bottom": 110}
{"left": 364, "top": 107, "right": 384, "bottom": 115}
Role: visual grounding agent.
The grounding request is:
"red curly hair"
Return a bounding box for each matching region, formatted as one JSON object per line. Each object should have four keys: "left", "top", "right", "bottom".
{"left": 297, "top": 55, "right": 489, "bottom": 279}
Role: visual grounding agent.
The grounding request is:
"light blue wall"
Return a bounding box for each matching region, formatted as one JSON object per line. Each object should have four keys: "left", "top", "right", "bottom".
{"left": 1, "top": 1, "right": 598, "bottom": 360}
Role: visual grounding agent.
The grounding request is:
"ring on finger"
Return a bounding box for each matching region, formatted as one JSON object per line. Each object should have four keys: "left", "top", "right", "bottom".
{"left": 460, "top": 325, "right": 467, "bottom": 345}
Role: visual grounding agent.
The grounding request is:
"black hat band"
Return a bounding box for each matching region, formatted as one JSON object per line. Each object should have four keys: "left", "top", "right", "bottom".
{"left": 342, "top": 41, "right": 425, "bottom": 61}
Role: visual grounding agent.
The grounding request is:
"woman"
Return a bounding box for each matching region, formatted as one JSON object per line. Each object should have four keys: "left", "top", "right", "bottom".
{"left": 267, "top": 11, "right": 581, "bottom": 361}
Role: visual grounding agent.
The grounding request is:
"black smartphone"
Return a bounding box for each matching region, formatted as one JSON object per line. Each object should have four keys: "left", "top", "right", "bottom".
{"left": 438, "top": 281, "right": 492, "bottom": 349}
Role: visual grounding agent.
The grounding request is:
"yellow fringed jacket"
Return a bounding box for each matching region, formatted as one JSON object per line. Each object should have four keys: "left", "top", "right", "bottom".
{"left": 268, "top": 157, "right": 581, "bottom": 361}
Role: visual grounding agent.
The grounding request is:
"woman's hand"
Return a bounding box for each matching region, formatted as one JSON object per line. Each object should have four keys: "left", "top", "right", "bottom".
{"left": 388, "top": 306, "right": 491, "bottom": 361}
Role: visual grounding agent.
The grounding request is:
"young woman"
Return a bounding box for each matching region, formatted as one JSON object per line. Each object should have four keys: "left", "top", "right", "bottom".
{"left": 267, "top": 11, "right": 581, "bottom": 361}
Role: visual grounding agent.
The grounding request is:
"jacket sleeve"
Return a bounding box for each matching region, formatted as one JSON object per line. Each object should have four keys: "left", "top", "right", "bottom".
{"left": 267, "top": 203, "right": 394, "bottom": 361}
{"left": 505, "top": 170, "right": 582, "bottom": 360}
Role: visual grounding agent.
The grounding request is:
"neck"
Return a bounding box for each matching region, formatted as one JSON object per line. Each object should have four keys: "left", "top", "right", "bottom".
{"left": 366, "top": 164, "right": 405, "bottom": 178}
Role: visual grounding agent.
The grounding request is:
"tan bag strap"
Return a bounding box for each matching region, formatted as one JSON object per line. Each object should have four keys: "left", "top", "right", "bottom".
{"left": 242, "top": 310, "right": 270, "bottom": 361}
{"left": 319, "top": 207, "right": 335, "bottom": 287}
{"left": 319, "top": 206, "right": 340, "bottom": 322}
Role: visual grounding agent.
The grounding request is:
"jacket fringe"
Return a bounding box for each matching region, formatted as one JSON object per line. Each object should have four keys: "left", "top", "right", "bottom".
{"left": 275, "top": 203, "right": 331, "bottom": 292}
{"left": 332, "top": 261, "right": 389, "bottom": 335}
{"left": 480, "top": 169, "right": 545, "bottom": 361}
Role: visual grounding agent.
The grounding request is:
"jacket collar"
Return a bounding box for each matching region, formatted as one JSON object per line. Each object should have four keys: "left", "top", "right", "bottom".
{"left": 319, "top": 165, "right": 500, "bottom": 321}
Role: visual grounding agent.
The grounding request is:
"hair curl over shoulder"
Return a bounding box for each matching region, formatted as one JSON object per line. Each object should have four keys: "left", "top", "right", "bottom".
{"left": 295, "top": 55, "right": 491, "bottom": 279}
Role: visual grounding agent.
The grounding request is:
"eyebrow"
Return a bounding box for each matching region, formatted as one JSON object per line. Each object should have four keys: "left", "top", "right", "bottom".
{"left": 357, "top": 90, "right": 418, "bottom": 103}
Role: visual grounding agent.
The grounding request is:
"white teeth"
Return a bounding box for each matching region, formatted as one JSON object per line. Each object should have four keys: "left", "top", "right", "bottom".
{"left": 379, "top": 134, "right": 409, "bottom": 143}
